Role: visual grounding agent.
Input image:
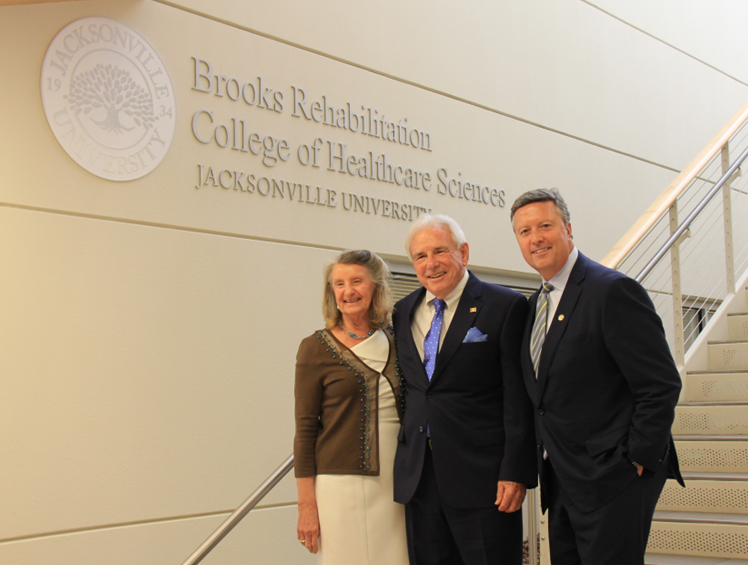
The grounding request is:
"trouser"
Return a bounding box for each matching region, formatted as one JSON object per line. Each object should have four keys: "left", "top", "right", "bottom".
{"left": 544, "top": 456, "right": 669, "bottom": 565}
{"left": 404, "top": 444, "right": 523, "bottom": 565}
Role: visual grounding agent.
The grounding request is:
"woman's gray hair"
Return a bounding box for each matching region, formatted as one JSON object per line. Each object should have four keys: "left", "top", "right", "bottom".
{"left": 322, "top": 249, "right": 393, "bottom": 330}
{"left": 510, "top": 188, "right": 571, "bottom": 226}
{"left": 405, "top": 214, "right": 466, "bottom": 260}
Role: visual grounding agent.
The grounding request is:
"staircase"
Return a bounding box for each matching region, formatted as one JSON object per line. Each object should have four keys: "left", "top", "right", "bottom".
{"left": 646, "top": 299, "right": 748, "bottom": 564}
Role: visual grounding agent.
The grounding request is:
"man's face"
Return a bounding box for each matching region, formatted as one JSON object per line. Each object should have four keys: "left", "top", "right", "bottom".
{"left": 410, "top": 225, "right": 469, "bottom": 300}
{"left": 513, "top": 200, "right": 574, "bottom": 280}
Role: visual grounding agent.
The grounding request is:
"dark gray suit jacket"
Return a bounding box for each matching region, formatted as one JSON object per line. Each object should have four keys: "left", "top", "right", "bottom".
{"left": 393, "top": 272, "right": 536, "bottom": 509}
{"left": 522, "top": 252, "right": 684, "bottom": 513}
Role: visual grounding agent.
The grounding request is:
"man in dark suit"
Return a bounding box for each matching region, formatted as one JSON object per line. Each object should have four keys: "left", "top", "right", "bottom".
{"left": 393, "top": 214, "right": 536, "bottom": 565}
{"left": 510, "top": 188, "right": 684, "bottom": 565}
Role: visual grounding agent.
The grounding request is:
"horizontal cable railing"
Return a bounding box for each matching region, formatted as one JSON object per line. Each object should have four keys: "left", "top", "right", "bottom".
{"left": 601, "top": 98, "right": 748, "bottom": 369}
{"left": 634, "top": 146, "right": 748, "bottom": 284}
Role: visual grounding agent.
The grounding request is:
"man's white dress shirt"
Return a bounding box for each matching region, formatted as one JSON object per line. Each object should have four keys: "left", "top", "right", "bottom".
{"left": 411, "top": 270, "right": 470, "bottom": 362}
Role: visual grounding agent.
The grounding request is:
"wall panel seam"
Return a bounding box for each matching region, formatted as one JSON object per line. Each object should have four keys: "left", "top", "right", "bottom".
{"left": 0, "top": 503, "right": 298, "bottom": 545}
{"left": 581, "top": 0, "right": 748, "bottom": 88}
{"left": 0, "top": 201, "right": 347, "bottom": 250}
{"left": 152, "top": 0, "right": 681, "bottom": 173}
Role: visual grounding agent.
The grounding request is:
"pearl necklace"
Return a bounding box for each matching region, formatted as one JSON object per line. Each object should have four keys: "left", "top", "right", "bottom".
{"left": 338, "top": 323, "right": 375, "bottom": 340}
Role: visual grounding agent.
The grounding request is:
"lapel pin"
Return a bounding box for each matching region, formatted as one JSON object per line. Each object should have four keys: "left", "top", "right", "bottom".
{"left": 470, "top": 307, "right": 477, "bottom": 313}
{"left": 558, "top": 314, "right": 565, "bottom": 321}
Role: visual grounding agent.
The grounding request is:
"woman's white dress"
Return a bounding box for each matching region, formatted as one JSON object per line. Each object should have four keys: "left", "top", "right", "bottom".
{"left": 314, "top": 329, "right": 409, "bottom": 565}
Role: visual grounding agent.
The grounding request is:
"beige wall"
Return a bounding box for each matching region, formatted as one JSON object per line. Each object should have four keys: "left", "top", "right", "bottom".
{"left": 0, "top": 1, "right": 746, "bottom": 563}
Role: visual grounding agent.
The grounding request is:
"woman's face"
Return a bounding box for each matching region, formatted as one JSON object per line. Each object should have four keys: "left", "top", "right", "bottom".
{"left": 331, "top": 263, "right": 375, "bottom": 323}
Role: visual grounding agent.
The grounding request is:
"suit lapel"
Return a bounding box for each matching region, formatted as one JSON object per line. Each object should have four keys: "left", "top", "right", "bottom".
{"left": 399, "top": 286, "right": 431, "bottom": 386}
{"left": 431, "top": 272, "right": 482, "bottom": 384}
{"left": 536, "top": 253, "right": 588, "bottom": 400}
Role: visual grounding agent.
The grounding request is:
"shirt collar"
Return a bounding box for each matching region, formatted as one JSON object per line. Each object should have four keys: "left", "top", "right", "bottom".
{"left": 426, "top": 269, "right": 469, "bottom": 312}
{"left": 545, "top": 246, "right": 578, "bottom": 294}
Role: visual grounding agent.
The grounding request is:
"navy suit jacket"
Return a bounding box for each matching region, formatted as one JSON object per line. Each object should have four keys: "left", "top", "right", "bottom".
{"left": 522, "top": 252, "right": 683, "bottom": 513}
{"left": 393, "top": 272, "right": 536, "bottom": 509}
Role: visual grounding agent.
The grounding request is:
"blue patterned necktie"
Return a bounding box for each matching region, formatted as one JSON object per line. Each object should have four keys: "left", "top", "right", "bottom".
{"left": 530, "top": 283, "right": 553, "bottom": 378}
{"left": 423, "top": 298, "right": 446, "bottom": 381}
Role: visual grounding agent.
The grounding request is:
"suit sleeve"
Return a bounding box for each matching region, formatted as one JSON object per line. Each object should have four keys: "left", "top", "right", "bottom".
{"left": 293, "top": 337, "right": 323, "bottom": 478}
{"left": 602, "top": 276, "right": 682, "bottom": 470}
{"left": 499, "top": 293, "right": 538, "bottom": 487}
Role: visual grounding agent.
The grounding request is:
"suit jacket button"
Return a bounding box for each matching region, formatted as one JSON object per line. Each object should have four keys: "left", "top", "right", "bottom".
{"left": 426, "top": 391, "right": 433, "bottom": 398}
{"left": 419, "top": 426, "right": 424, "bottom": 433}
{"left": 538, "top": 408, "right": 545, "bottom": 416}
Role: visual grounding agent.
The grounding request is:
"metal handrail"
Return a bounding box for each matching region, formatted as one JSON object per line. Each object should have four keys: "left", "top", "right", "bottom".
{"left": 602, "top": 97, "right": 748, "bottom": 270}
{"left": 635, "top": 144, "right": 748, "bottom": 283}
{"left": 181, "top": 454, "right": 295, "bottom": 565}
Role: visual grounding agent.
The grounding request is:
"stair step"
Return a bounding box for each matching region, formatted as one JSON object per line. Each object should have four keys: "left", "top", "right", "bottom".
{"left": 709, "top": 341, "right": 748, "bottom": 371}
{"left": 644, "top": 309, "right": 748, "bottom": 563}
{"left": 682, "top": 401, "right": 748, "bottom": 406}
{"left": 686, "top": 373, "right": 748, "bottom": 402}
{"left": 654, "top": 511, "right": 748, "bottom": 525}
{"left": 675, "top": 435, "right": 748, "bottom": 441}
{"left": 674, "top": 405, "right": 748, "bottom": 435}
{"left": 675, "top": 440, "right": 748, "bottom": 473}
{"left": 728, "top": 314, "right": 748, "bottom": 341}
{"left": 691, "top": 370, "right": 748, "bottom": 374}
{"left": 646, "top": 552, "right": 748, "bottom": 564}
{"left": 647, "top": 519, "right": 748, "bottom": 559}
{"left": 682, "top": 472, "right": 748, "bottom": 481}
{"left": 657, "top": 479, "right": 748, "bottom": 514}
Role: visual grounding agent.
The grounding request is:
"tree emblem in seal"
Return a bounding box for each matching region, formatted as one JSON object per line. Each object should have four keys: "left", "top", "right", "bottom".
{"left": 41, "top": 17, "right": 176, "bottom": 181}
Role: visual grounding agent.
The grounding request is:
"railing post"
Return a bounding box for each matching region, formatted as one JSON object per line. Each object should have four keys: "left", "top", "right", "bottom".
{"left": 539, "top": 507, "right": 551, "bottom": 565}
{"left": 722, "top": 144, "right": 736, "bottom": 295}
{"left": 669, "top": 204, "right": 686, "bottom": 369}
{"left": 525, "top": 489, "right": 538, "bottom": 564}
{"left": 524, "top": 489, "right": 548, "bottom": 565}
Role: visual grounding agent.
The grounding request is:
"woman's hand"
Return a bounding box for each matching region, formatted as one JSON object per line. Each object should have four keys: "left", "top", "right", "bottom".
{"left": 296, "top": 477, "right": 320, "bottom": 554}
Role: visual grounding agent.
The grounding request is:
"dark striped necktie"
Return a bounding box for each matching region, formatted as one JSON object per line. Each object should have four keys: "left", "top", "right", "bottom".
{"left": 530, "top": 283, "right": 553, "bottom": 378}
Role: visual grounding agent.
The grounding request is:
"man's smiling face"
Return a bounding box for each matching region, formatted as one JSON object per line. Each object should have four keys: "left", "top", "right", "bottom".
{"left": 410, "top": 224, "right": 469, "bottom": 300}
{"left": 513, "top": 200, "right": 574, "bottom": 280}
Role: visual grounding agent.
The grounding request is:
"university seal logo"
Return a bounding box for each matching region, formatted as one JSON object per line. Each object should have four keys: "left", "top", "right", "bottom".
{"left": 41, "top": 17, "right": 176, "bottom": 181}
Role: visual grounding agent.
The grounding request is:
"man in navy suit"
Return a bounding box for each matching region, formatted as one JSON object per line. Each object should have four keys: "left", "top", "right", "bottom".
{"left": 510, "top": 189, "right": 683, "bottom": 565}
{"left": 393, "top": 214, "right": 536, "bottom": 565}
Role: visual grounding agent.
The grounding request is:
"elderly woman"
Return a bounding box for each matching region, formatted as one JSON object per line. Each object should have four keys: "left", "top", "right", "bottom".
{"left": 294, "top": 250, "right": 409, "bottom": 565}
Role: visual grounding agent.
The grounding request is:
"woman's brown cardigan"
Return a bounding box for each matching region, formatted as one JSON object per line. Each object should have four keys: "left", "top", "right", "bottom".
{"left": 293, "top": 327, "right": 404, "bottom": 477}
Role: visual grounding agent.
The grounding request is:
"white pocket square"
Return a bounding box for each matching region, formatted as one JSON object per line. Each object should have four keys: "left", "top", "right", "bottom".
{"left": 463, "top": 327, "right": 488, "bottom": 343}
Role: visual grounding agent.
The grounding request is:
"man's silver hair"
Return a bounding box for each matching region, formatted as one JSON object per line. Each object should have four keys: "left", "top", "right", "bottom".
{"left": 405, "top": 214, "right": 467, "bottom": 260}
